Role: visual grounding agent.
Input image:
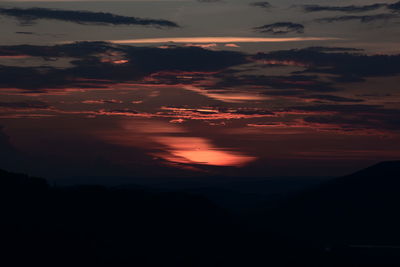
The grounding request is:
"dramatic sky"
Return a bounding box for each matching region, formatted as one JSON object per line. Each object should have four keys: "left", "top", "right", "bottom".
{"left": 0, "top": 0, "right": 400, "bottom": 180}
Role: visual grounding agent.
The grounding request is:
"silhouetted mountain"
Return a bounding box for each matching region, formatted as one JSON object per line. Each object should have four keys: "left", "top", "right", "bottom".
{"left": 0, "top": 169, "right": 308, "bottom": 267}
{"left": 0, "top": 168, "right": 48, "bottom": 189}
{"left": 263, "top": 161, "right": 400, "bottom": 264}
{"left": 339, "top": 160, "right": 400, "bottom": 180}
{"left": 2, "top": 164, "right": 400, "bottom": 266}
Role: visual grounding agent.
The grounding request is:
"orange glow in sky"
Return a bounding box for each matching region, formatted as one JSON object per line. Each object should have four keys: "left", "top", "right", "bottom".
{"left": 183, "top": 85, "right": 268, "bottom": 103}
{"left": 153, "top": 136, "right": 256, "bottom": 167}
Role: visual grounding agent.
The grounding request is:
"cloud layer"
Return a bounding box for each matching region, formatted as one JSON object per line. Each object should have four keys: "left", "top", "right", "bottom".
{"left": 316, "top": 13, "right": 400, "bottom": 23}
{"left": 302, "top": 3, "right": 387, "bottom": 13}
{"left": 301, "top": 2, "right": 400, "bottom": 13}
{"left": 254, "top": 22, "right": 304, "bottom": 34}
{"left": 0, "top": 7, "right": 179, "bottom": 27}
{"left": 250, "top": 2, "right": 272, "bottom": 9}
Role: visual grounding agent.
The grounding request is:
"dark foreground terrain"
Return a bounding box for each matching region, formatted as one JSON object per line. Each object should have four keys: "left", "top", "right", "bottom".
{"left": 1, "top": 161, "right": 400, "bottom": 266}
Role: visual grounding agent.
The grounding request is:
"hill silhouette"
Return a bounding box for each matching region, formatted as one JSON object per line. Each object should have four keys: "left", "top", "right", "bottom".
{"left": 264, "top": 161, "right": 400, "bottom": 264}
{"left": 2, "top": 162, "right": 400, "bottom": 266}
{"left": 0, "top": 168, "right": 306, "bottom": 267}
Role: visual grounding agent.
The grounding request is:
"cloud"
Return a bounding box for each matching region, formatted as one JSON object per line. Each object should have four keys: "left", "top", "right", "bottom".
{"left": 254, "top": 22, "right": 304, "bottom": 34}
{"left": 0, "top": 101, "right": 51, "bottom": 110}
{"left": 15, "top": 31, "right": 34, "bottom": 35}
{"left": 100, "top": 120, "right": 257, "bottom": 169}
{"left": 225, "top": 43, "right": 240, "bottom": 48}
{"left": 184, "top": 43, "right": 218, "bottom": 49}
{"left": 0, "top": 7, "right": 179, "bottom": 28}
{"left": 301, "top": 3, "right": 387, "bottom": 13}
{"left": 181, "top": 85, "right": 269, "bottom": 103}
{"left": 300, "top": 2, "right": 400, "bottom": 14}
{"left": 300, "top": 107, "right": 400, "bottom": 132}
{"left": 152, "top": 136, "right": 256, "bottom": 167}
{"left": 250, "top": 2, "right": 272, "bottom": 9}
{"left": 289, "top": 104, "right": 383, "bottom": 113}
{"left": 82, "top": 99, "right": 123, "bottom": 104}
{"left": 303, "top": 95, "right": 364, "bottom": 103}
{"left": 213, "top": 73, "right": 337, "bottom": 93}
{"left": 388, "top": 1, "right": 400, "bottom": 12}
{"left": 296, "top": 46, "right": 363, "bottom": 52}
{"left": 1, "top": 42, "right": 399, "bottom": 138}
{"left": 274, "top": 103, "right": 400, "bottom": 133}
{"left": 0, "top": 42, "right": 248, "bottom": 91}
{"left": 159, "top": 106, "right": 274, "bottom": 120}
{"left": 0, "top": 41, "right": 114, "bottom": 58}
{"left": 253, "top": 47, "right": 400, "bottom": 82}
{"left": 316, "top": 13, "right": 400, "bottom": 23}
{"left": 0, "top": 101, "right": 55, "bottom": 120}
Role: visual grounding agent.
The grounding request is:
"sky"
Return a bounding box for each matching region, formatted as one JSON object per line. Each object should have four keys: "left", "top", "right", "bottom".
{"left": 0, "top": 0, "right": 399, "bottom": 181}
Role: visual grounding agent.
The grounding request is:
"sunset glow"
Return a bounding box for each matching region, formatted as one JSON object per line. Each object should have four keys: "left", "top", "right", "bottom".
{"left": 2, "top": 1, "right": 400, "bottom": 265}
{"left": 0, "top": 0, "right": 399, "bottom": 178}
{"left": 153, "top": 136, "right": 256, "bottom": 167}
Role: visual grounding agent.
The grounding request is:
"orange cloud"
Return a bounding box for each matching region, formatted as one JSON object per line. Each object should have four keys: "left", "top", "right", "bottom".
{"left": 183, "top": 85, "right": 269, "bottom": 103}
{"left": 160, "top": 106, "right": 275, "bottom": 120}
{"left": 152, "top": 136, "right": 256, "bottom": 167}
{"left": 225, "top": 43, "right": 240, "bottom": 48}
{"left": 100, "top": 120, "right": 256, "bottom": 168}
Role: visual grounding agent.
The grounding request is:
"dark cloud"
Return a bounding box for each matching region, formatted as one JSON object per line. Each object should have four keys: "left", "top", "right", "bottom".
{"left": 300, "top": 47, "right": 364, "bottom": 53}
{"left": 212, "top": 73, "right": 337, "bottom": 93}
{"left": 280, "top": 103, "right": 400, "bottom": 132}
{"left": 82, "top": 99, "right": 122, "bottom": 105}
{"left": 0, "top": 41, "right": 114, "bottom": 58}
{"left": 15, "top": 31, "right": 34, "bottom": 35}
{"left": 0, "top": 65, "right": 68, "bottom": 90}
{"left": 105, "top": 109, "right": 139, "bottom": 115}
{"left": 0, "top": 42, "right": 247, "bottom": 91}
{"left": 254, "top": 22, "right": 304, "bottom": 34}
{"left": 304, "top": 95, "right": 364, "bottom": 103}
{"left": 122, "top": 46, "right": 247, "bottom": 73}
{"left": 250, "top": 2, "right": 272, "bottom": 9}
{"left": 316, "top": 13, "right": 400, "bottom": 23}
{"left": 301, "top": 3, "right": 387, "bottom": 13}
{"left": 290, "top": 104, "right": 383, "bottom": 113}
{"left": 2, "top": 42, "right": 399, "bottom": 124}
{"left": 253, "top": 47, "right": 400, "bottom": 82}
{"left": 301, "top": 107, "right": 400, "bottom": 131}
{"left": 0, "top": 101, "right": 51, "bottom": 109}
{"left": 138, "top": 71, "right": 211, "bottom": 86}
{"left": 302, "top": 115, "right": 380, "bottom": 132}
{"left": 300, "top": 2, "right": 400, "bottom": 14}
{"left": 388, "top": 1, "right": 400, "bottom": 12}
{"left": 0, "top": 7, "right": 179, "bottom": 28}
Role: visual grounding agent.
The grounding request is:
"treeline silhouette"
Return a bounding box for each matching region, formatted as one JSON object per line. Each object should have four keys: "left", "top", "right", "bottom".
{"left": 1, "top": 162, "right": 400, "bottom": 266}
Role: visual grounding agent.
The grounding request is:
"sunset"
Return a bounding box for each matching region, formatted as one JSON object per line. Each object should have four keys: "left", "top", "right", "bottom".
{"left": 0, "top": 0, "right": 400, "bottom": 266}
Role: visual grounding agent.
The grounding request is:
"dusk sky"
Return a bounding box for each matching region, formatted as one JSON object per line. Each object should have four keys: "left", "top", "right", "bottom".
{"left": 1, "top": 0, "right": 400, "bottom": 180}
